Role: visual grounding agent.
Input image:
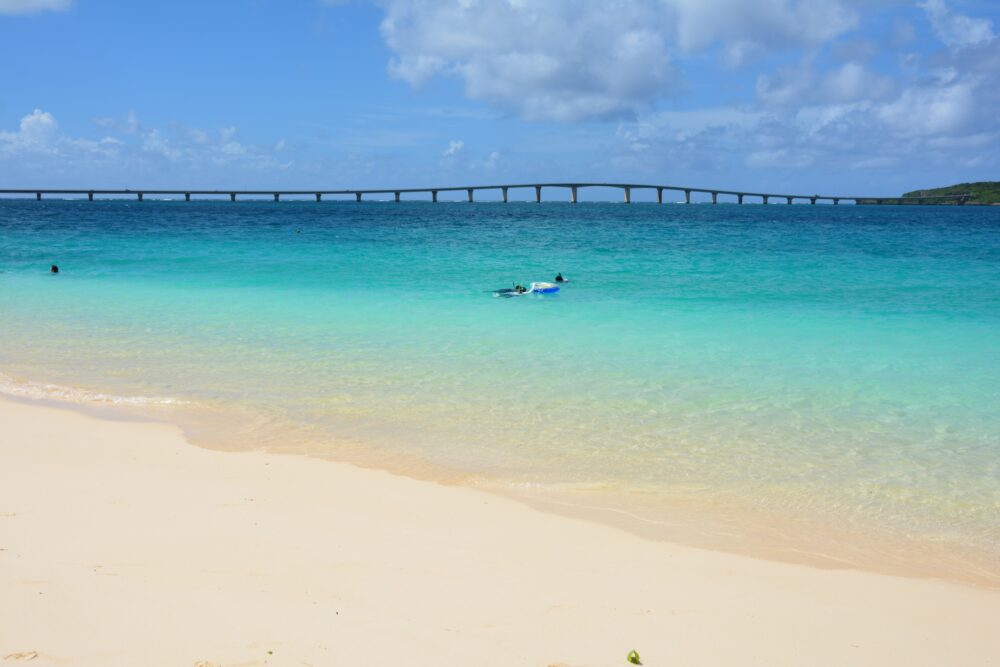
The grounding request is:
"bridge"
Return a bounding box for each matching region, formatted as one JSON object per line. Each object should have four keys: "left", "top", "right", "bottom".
{"left": 0, "top": 183, "right": 972, "bottom": 205}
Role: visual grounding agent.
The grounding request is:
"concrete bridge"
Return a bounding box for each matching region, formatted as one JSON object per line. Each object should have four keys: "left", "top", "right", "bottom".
{"left": 0, "top": 184, "right": 972, "bottom": 205}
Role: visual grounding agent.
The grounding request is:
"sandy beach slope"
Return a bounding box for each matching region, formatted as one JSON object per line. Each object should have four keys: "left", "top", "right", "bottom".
{"left": 1, "top": 396, "right": 999, "bottom": 666}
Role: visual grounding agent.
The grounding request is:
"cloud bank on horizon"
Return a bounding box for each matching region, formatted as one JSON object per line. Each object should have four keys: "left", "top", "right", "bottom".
{"left": 0, "top": 0, "right": 997, "bottom": 194}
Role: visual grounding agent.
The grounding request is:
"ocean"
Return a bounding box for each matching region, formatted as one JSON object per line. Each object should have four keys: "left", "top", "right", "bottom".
{"left": 2, "top": 198, "right": 998, "bottom": 581}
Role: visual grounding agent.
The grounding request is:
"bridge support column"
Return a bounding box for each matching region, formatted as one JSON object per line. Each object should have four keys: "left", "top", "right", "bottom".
{"left": 432, "top": 190, "right": 438, "bottom": 203}
{"left": 534, "top": 186, "right": 541, "bottom": 203}
{"left": 657, "top": 188, "right": 663, "bottom": 204}
{"left": 570, "top": 186, "right": 577, "bottom": 204}
{"left": 786, "top": 196, "right": 793, "bottom": 205}
{"left": 137, "top": 193, "right": 143, "bottom": 202}
{"left": 185, "top": 193, "right": 191, "bottom": 202}
{"left": 273, "top": 193, "right": 280, "bottom": 202}
{"left": 810, "top": 197, "right": 817, "bottom": 205}
{"left": 738, "top": 193, "right": 744, "bottom": 205}
{"left": 623, "top": 187, "right": 631, "bottom": 204}
{"left": 467, "top": 188, "right": 474, "bottom": 203}
{"left": 230, "top": 193, "right": 236, "bottom": 202}
{"left": 502, "top": 187, "right": 508, "bottom": 203}
{"left": 394, "top": 191, "right": 400, "bottom": 203}
{"left": 833, "top": 198, "right": 839, "bottom": 205}
{"left": 711, "top": 192, "right": 718, "bottom": 205}
{"left": 88, "top": 191, "right": 94, "bottom": 201}
{"left": 762, "top": 195, "right": 769, "bottom": 205}
{"left": 684, "top": 189, "right": 691, "bottom": 204}
{"left": 315, "top": 193, "right": 322, "bottom": 202}
{"left": 36, "top": 192, "right": 41, "bottom": 200}
{"left": 355, "top": 192, "right": 362, "bottom": 203}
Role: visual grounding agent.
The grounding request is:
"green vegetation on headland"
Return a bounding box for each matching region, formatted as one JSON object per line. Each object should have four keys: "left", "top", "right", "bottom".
{"left": 902, "top": 182, "right": 1000, "bottom": 205}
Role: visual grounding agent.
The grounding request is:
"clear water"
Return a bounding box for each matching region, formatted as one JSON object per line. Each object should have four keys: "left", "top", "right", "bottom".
{"left": 2, "top": 199, "right": 998, "bottom": 578}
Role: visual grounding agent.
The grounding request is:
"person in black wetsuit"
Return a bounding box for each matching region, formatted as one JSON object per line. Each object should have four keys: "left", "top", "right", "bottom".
{"left": 50, "top": 264, "right": 59, "bottom": 274}
{"left": 554, "top": 272, "right": 566, "bottom": 283}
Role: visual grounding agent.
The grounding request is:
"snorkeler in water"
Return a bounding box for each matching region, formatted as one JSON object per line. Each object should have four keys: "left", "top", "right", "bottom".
{"left": 554, "top": 272, "right": 567, "bottom": 283}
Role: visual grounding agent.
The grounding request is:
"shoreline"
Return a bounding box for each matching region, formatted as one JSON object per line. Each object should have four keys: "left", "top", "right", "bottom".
{"left": 3, "top": 369, "right": 999, "bottom": 588}
{"left": 2, "top": 395, "right": 1000, "bottom": 665}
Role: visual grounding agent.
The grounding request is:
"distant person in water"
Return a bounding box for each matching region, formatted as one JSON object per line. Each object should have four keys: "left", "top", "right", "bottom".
{"left": 50, "top": 264, "right": 59, "bottom": 274}
{"left": 515, "top": 284, "right": 527, "bottom": 294}
{"left": 554, "top": 272, "right": 566, "bottom": 283}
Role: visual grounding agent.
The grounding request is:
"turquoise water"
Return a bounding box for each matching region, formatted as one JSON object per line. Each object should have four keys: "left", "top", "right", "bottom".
{"left": 2, "top": 199, "right": 999, "bottom": 576}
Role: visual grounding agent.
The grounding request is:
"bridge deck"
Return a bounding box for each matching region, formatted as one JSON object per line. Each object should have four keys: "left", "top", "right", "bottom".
{"left": 0, "top": 184, "right": 971, "bottom": 204}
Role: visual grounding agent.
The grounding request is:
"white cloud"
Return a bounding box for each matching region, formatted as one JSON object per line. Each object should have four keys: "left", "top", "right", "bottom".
{"left": 376, "top": 0, "right": 859, "bottom": 121}
{"left": 877, "top": 81, "right": 976, "bottom": 136}
{"left": 757, "top": 61, "right": 893, "bottom": 107}
{"left": 380, "top": 0, "right": 675, "bottom": 122}
{"left": 669, "top": 0, "right": 858, "bottom": 55}
{"left": 920, "top": 0, "right": 995, "bottom": 50}
{"left": 18, "top": 108, "right": 58, "bottom": 145}
{"left": 442, "top": 139, "right": 463, "bottom": 157}
{"left": 746, "top": 148, "right": 816, "bottom": 168}
{"left": 0, "top": 0, "right": 71, "bottom": 14}
{"left": 1, "top": 109, "right": 292, "bottom": 183}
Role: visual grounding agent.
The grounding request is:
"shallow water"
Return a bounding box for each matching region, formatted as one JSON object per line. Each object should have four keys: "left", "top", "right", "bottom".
{"left": 2, "top": 199, "right": 998, "bottom": 578}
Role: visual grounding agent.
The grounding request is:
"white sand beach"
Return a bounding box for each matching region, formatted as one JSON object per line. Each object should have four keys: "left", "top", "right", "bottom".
{"left": 2, "top": 396, "right": 999, "bottom": 666}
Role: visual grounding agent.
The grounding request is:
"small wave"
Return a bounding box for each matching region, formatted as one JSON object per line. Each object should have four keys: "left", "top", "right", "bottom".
{"left": 0, "top": 373, "right": 185, "bottom": 407}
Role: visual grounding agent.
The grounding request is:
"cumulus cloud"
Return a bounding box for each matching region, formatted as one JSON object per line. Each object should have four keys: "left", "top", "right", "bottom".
{"left": 380, "top": 0, "right": 676, "bottom": 122}
{"left": 376, "top": 0, "right": 860, "bottom": 122}
{"left": 0, "top": 109, "right": 292, "bottom": 185}
{"left": 757, "top": 61, "right": 894, "bottom": 107}
{"left": 877, "top": 81, "right": 976, "bottom": 137}
{"left": 442, "top": 139, "right": 464, "bottom": 157}
{"left": 920, "top": 0, "right": 995, "bottom": 50}
{"left": 0, "top": 0, "right": 71, "bottom": 14}
{"left": 669, "top": 0, "right": 858, "bottom": 57}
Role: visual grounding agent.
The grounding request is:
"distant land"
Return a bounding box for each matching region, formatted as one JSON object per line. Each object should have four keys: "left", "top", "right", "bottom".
{"left": 902, "top": 181, "right": 1000, "bottom": 205}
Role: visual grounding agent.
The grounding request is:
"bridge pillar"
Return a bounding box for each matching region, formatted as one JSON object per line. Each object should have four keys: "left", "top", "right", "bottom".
{"left": 137, "top": 193, "right": 143, "bottom": 202}
{"left": 185, "top": 193, "right": 191, "bottom": 202}
{"left": 355, "top": 192, "right": 362, "bottom": 203}
{"left": 230, "top": 193, "right": 236, "bottom": 202}
{"left": 535, "top": 186, "right": 542, "bottom": 203}
{"left": 711, "top": 192, "right": 718, "bottom": 205}
{"left": 762, "top": 195, "right": 769, "bottom": 205}
{"left": 810, "top": 197, "right": 817, "bottom": 205}
{"left": 738, "top": 193, "right": 744, "bottom": 205}
{"left": 273, "top": 193, "right": 280, "bottom": 202}
{"left": 623, "top": 187, "right": 631, "bottom": 204}
{"left": 88, "top": 191, "right": 94, "bottom": 201}
{"left": 684, "top": 189, "right": 691, "bottom": 205}
{"left": 315, "top": 193, "right": 321, "bottom": 202}
{"left": 394, "top": 191, "right": 400, "bottom": 203}
{"left": 570, "top": 186, "right": 577, "bottom": 203}
{"left": 786, "top": 196, "right": 793, "bottom": 205}
{"left": 36, "top": 192, "right": 41, "bottom": 200}
{"left": 657, "top": 188, "right": 663, "bottom": 204}
{"left": 833, "top": 198, "right": 839, "bottom": 205}
{"left": 432, "top": 190, "right": 438, "bottom": 203}
{"left": 467, "top": 188, "right": 474, "bottom": 203}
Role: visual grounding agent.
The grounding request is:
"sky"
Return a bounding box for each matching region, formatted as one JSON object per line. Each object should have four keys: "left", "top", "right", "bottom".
{"left": 0, "top": 0, "right": 998, "bottom": 199}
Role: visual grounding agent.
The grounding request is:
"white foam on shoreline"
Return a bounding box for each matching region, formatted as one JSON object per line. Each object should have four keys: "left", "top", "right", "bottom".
{"left": 0, "top": 373, "right": 185, "bottom": 407}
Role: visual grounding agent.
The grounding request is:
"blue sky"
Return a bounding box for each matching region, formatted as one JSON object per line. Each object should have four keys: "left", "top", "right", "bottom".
{"left": 1, "top": 0, "right": 997, "bottom": 198}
